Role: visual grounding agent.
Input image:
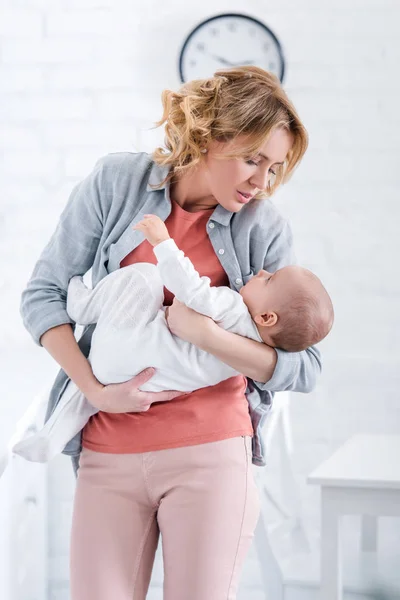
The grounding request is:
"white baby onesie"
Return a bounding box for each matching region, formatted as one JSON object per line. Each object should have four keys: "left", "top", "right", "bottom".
{"left": 9, "top": 239, "right": 263, "bottom": 464}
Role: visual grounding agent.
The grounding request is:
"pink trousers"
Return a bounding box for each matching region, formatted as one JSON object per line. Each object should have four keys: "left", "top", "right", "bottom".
{"left": 70, "top": 436, "right": 260, "bottom": 600}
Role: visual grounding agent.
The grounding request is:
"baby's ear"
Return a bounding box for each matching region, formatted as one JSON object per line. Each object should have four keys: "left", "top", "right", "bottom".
{"left": 254, "top": 311, "right": 278, "bottom": 328}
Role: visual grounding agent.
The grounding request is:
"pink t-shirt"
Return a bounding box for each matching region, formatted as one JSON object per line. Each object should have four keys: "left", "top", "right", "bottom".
{"left": 82, "top": 199, "right": 253, "bottom": 453}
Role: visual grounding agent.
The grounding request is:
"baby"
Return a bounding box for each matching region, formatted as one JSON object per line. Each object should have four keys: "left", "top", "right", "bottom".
{"left": 134, "top": 215, "right": 334, "bottom": 355}
{"left": 10, "top": 214, "right": 333, "bottom": 463}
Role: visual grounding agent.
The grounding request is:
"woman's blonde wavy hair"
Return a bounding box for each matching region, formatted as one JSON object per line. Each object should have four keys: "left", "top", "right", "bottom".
{"left": 152, "top": 65, "right": 308, "bottom": 198}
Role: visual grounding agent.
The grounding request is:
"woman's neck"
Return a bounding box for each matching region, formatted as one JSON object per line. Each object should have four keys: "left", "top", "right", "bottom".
{"left": 170, "top": 166, "right": 218, "bottom": 213}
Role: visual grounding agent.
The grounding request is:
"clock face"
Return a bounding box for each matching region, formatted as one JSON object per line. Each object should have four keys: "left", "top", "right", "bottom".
{"left": 179, "top": 13, "right": 285, "bottom": 84}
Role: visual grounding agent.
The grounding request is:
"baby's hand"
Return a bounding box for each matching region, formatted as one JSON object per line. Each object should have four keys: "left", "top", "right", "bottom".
{"left": 133, "top": 214, "right": 170, "bottom": 247}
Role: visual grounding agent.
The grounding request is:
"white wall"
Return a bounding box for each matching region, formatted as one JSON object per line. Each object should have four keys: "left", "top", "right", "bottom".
{"left": 1, "top": 0, "right": 400, "bottom": 598}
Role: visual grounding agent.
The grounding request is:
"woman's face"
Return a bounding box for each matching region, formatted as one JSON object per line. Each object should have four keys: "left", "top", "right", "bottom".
{"left": 202, "top": 127, "right": 293, "bottom": 212}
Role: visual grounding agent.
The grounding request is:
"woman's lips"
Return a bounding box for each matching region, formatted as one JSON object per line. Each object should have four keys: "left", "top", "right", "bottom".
{"left": 237, "top": 190, "right": 252, "bottom": 204}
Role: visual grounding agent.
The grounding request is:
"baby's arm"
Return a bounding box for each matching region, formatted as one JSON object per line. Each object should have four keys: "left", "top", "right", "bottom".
{"left": 133, "top": 214, "right": 247, "bottom": 323}
{"left": 155, "top": 241, "right": 246, "bottom": 324}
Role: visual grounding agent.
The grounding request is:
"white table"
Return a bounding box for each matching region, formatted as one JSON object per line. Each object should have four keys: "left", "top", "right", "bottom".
{"left": 308, "top": 434, "right": 400, "bottom": 600}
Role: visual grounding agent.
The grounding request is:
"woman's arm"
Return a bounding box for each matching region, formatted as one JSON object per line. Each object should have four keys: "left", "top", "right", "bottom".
{"left": 20, "top": 156, "right": 109, "bottom": 346}
{"left": 40, "top": 324, "right": 183, "bottom": 412}
{"left": 167, "top": 297, "right": 322, "bottom": 393}
{"left": 196, "top": 320, "right": 277, "bottom": 383}
{"left": 166, "top": 299, "right": 276, "bottom": 382}
{"left": 199, "top": 322, "right": 322, "bottom": 392}
{"left": 21, "top": 155, "right": 183, "bottom": 409}
{"left": 166, "top": 213, "right": 323, "bottom": 392}
{"left": 258, "top": 219, "right": 322, "bottom": 392}
{"left": 40, "top": 324, "right": 105, "bottom": 401}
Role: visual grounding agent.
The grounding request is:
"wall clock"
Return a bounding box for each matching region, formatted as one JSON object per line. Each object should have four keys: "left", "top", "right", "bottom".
{"left": 179, "top": 13, "right": 285, "bottom": 84}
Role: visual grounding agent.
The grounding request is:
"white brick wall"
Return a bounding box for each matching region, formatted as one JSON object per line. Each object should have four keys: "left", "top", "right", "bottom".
{"left": 1, "top": 0, "right": 399, "bottom": 598}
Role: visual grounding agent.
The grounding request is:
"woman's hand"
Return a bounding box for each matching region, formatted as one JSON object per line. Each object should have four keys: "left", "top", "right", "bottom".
{"left": 166, "top": 298, "right": 216, "bottom": 346}
{"left": 85, "top": 368, "right": 183, "bottom": 413}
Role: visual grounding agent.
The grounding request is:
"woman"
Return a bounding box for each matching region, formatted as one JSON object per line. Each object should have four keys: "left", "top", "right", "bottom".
{"left": 20, "top": 66, "right": 321, "bottom": 600}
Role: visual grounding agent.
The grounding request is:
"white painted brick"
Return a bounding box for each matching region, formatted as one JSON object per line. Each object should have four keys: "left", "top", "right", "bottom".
{"left": 0, "top": 150, "right": 61, "bottom": 180}
{"left": 50, "top": 182, "right": 86, "bottom": 210}
{"left": 285, "top": 37, "right": 397, "bottom": 67}
{"left": 54, "top": 0, "right": 119, "bottom": 6}
{"left": 0, "top": 9, "right": 43, "bottom": 37}
{"left": 276, "top": 184, "right": 400, "bottom": 226}
{"left": 46, "top": 62, "right": 136, "bottom": 90}
{"left": 1, "top": 182, "right": 47, "bottom": 209}
{"left": 63, "top": 149, "right": 111, "bottom": 178}
{"left": 45, "top": 9, "right": 143, "bottom": 36}
{"left": 1, "top": 0, "right": 400, "bottom": 595}
{"left": 278, "top": 0, "right": 399, "bottom": 7}
{"left": 93, "top": 91, "right": 162, "bottom": 120}
{"left": 2, "top": 93, "right": 93, "bottom": 122}
{"left": 137, "top": 122, "right": 165, "bottom": 153}
{"left": 290, "top": 148, "right": 400, "bottom": 184}
{"left": 0, "top": 125, "right": 41, "bottom": 150}
{"left": 310, "top": 123, "right": 400, "bottom": 150}
{"left": 1, "top": 37, "right": 134, "bottom": 65}
{"left": 289, "top": 91, "right": 395, "bottom": 125}
{"left": 265, "top": 8, "right": 400, "bottom": 37}
{"left": 285, "top": 63, "right": 400, "bottom": 92}
{"left": 0, "top": 66, "right": 45, "bottom": 92}
{"left": 41, "top": 121, "right": 138, "bottom": 151}
{"left": 11, "top": 0, "right": 63, "bottom": 7}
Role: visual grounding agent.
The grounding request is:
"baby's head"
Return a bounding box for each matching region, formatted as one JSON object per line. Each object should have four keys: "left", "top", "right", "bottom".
{"left": 240, "top": 266, "right": 334, "bottom": 352}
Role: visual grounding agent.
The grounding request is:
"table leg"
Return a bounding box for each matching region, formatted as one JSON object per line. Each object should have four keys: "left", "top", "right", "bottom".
{"left": 320, "top": 488, "right": 343, "bottom": 600}
{"left": 361, "top": 515, "right": 377, "bottom": 553}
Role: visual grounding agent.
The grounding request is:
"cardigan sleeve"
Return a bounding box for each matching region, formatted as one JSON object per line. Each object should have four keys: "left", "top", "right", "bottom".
{"left": 20, "top": 155, "right": 118, "bottom": 346}
{"left": 253, "top": 219, "right": 322, "bottom": 394}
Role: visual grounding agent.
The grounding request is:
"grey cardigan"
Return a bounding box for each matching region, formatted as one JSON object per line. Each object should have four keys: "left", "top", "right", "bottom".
{"left": 20, "top": 152, "right": 322, "bottom": 466}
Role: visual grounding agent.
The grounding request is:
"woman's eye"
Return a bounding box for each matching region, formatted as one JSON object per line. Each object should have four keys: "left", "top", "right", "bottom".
{"left": 246, "top": 159, "right": 276, "bottom": 175}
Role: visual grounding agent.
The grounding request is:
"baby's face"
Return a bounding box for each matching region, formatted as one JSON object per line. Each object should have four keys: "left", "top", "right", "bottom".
{"left": 239, "top": 266, "right": 300, "bottom": 319}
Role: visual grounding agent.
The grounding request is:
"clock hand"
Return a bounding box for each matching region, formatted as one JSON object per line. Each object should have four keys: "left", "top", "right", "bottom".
{"left": 232, "top": 60, "right": 256, "bottom": 66}
{"left": 210, "top": 54, "right": 235, "bottom": 66}
{"left": 210, "top": 55, "right": 256, "bottom": 67}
